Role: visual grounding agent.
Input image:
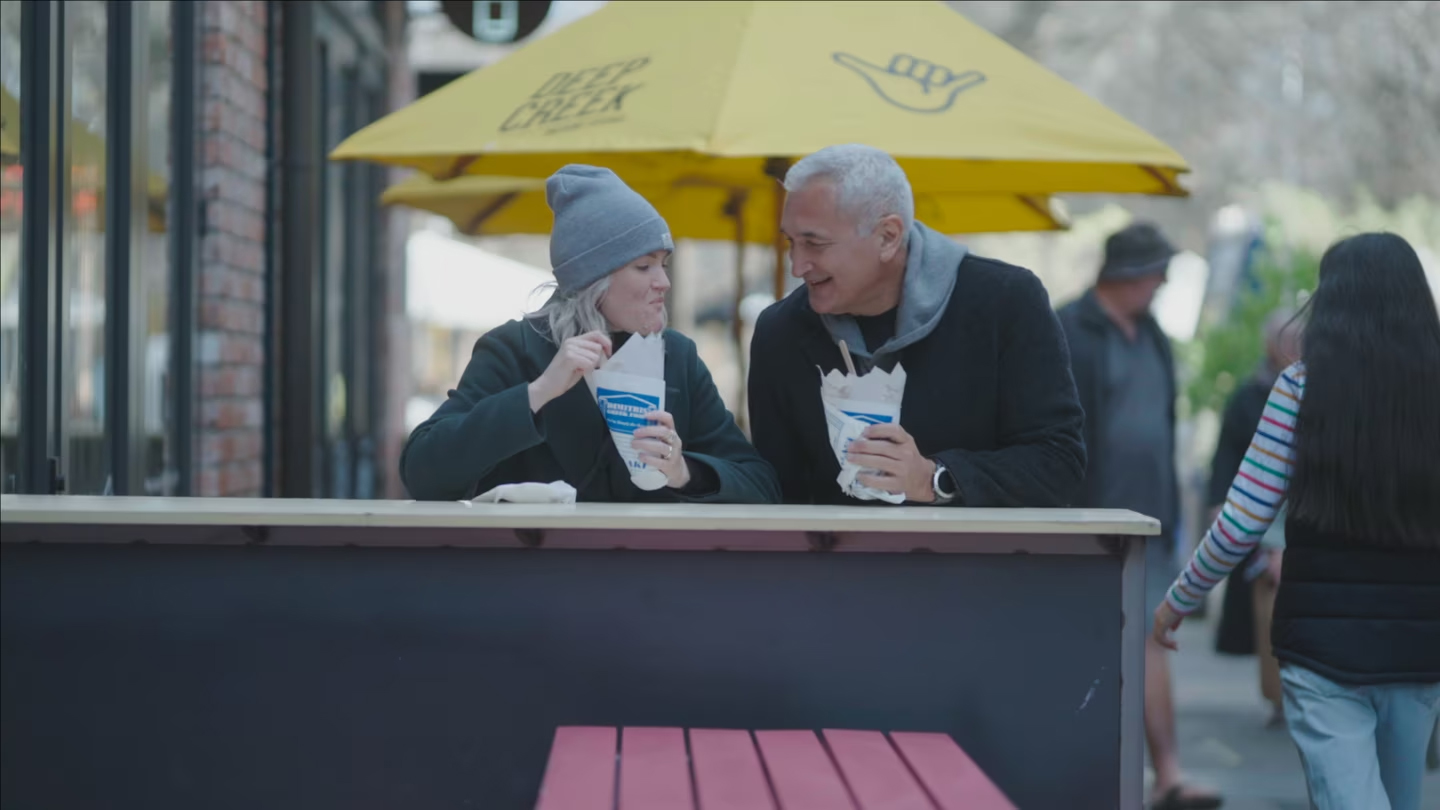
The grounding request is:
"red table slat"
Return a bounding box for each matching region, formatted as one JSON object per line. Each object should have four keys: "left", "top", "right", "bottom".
{"left": 689, "top": 729, "right": 778, "bottom": 810}
{"left": 619, "top": 727, "right": 695, "bottom": 810}
{"left": 888, "top": 732, "right": 1017, "bottom": 810}
{"left": 753, "top": 730, "right": 856, "bottom": 810}
{"left": 822, "top": 730, "right": 935, "bottom": 810}
{"left": 535, "top": 726, "right": 619, "bottom": 810}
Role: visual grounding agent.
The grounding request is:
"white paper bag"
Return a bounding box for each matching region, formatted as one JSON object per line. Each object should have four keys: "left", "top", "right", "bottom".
{"left": 819, "top": 364, "right": 908, "bottom": 503}
{"left": 587, "top": 333, "right": 668, "bottom": 491}
{"left": 471, "top": 480, "right": 577, "bottom": 504}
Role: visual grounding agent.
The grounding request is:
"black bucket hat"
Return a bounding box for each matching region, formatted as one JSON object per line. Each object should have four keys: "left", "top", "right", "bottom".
{"left": 1099, "top": 222, "right": 1177, "bottom": 281}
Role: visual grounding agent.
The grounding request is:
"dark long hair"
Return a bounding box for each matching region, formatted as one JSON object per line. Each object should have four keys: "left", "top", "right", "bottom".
{"left": 1288, "top": 232, "right": 1440, "bottom": 549}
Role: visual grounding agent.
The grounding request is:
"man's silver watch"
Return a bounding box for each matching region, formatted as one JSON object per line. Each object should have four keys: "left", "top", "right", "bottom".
{"left": 931, "top": 460, "right": 958, "bottom": 505}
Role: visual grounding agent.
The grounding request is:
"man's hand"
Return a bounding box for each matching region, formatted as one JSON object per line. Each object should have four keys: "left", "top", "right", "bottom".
{"left": 846, "top": 423, "right": 937, "bottom": 503}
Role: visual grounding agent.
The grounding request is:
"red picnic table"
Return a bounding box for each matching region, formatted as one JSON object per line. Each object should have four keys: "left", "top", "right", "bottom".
{"left": 535, "top": 726, "right": 1017, "bottom": 810}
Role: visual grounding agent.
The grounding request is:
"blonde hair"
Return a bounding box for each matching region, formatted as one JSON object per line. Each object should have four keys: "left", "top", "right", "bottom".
{"left": 526, "top": 276, "right": 612, "bottom": 345}
{"left": 525, "top": 261, "right": 672, "bottom": 344}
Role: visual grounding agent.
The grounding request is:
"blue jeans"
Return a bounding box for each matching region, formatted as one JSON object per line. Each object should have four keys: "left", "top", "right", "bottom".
{"left": 1282, "top": 664, "right": 1440, "bottom": 810}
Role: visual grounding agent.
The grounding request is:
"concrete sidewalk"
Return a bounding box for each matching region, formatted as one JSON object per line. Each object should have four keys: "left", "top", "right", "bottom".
{"left": 1164, "top": 610, "right": 1440, "bottom": 810}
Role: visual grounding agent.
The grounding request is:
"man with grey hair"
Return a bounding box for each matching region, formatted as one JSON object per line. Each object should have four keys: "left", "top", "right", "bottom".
{"left": 747, "top": 144, "right": 1085, "bottom": 507}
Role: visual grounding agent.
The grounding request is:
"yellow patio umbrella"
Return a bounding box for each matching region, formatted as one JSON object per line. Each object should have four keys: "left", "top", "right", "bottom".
{"left": 380, "top": 172, "right": 1068, "bottom": 241}
{"left": 334, "top": 0, "right": 1184, "bottom": 295}
{"left": 334, "top": 0, "right": 1186, "bottom": 294}
{"left": 333, "top": 0, "right": 1186, "bottom": 190}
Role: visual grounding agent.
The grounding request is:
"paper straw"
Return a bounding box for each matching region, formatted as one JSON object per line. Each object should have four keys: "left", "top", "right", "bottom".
{"left": 838, "top": 340, "right": 858, "bottom": 377}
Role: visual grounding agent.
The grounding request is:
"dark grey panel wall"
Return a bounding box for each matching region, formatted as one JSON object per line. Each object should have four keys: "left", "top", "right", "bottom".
{"left": 1, "top": 544, "right": 1122, "bottom": 809}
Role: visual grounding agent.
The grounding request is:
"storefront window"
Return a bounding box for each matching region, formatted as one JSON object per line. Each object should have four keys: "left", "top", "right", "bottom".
{"left": 0, "top": 0, "right": 22, "bottom": 489}
{"left": 141, "top": 0, "right": 175, "bottom": 494}
{"left": 63, "top": 0, "right": 110, "bottom": 494}
{"left": 0, "top": 1, "right": 199, "bottom": 495}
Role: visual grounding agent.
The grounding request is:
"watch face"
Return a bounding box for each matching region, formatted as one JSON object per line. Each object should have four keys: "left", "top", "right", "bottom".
{"left": 934, "top": 465, "right": 955, "bottom": 498}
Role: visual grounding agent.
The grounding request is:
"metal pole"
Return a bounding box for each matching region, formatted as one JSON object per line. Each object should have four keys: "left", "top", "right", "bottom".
{"left": 724, "top": 190, "right": 748, "bottom": 430}
{"left": 764, "top": 157, "right": 790, "bottom": 303}
{"left": 16, "top": 0, "right": 59, "bottom": 493}
{"left": 51, "top": 0, "right": 69, "bottom": 492}
{"left": 263, "top": 0, "right": 281, "bottom": 496}
{"left": 104, "top": 0, "right": 135, "bottom": 495}
{"left": 170, "top": 0, "right": 199, "bottom": 495}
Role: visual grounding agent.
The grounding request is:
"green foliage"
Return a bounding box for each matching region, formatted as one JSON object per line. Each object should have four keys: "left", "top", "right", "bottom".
{"left": 1183, "top": 244, "right": 1320, "bottom": 415}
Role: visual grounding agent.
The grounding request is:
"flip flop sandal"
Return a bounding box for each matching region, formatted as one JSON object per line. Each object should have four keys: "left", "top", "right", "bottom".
{"left": 1149, "top": 785, "right": 1224, "bottom": 810}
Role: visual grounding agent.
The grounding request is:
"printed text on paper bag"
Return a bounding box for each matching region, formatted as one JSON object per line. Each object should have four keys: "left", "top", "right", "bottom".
{"left": 596, "top": 388, "right": 661, "bottom": 436}
{"left": 841, "top": 409, "right": 895, "bottom": 455}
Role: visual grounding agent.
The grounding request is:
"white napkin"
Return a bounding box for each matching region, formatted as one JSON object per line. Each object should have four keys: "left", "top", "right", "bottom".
{"left": 471, "top": 480, "right": 578, "bottom": 504}
{"left": 819, "top": 363, "right": 908, "bottom": 504}
{"left": 586, "top": 333, "right": 668, "bottom": 491}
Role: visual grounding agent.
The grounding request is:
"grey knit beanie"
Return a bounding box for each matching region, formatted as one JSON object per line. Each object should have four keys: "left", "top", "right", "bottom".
{"left": 546, "top": 165, "right": 673, "bottom": 293}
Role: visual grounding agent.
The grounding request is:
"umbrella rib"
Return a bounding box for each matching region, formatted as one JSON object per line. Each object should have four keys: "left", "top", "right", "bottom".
{"left": 1142, "top": 165, "right": 1185, "bottom": 196}
{"left": 1018, "top": 194, "right": 1063, "bottom": 229}
{"left": 445, "top": 155, "right": 478, "bottom": 180}
{"left": 465, "top": 192, "right": 522, "bottom": 235}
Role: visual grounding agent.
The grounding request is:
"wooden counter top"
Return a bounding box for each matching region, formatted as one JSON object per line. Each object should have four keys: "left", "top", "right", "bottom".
{"left": 0, "top": 495, "right": 1158, "bottom": 536}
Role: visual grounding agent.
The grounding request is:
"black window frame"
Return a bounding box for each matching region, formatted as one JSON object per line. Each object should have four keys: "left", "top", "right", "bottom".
{"left": 10, "top": 0, "right": 196, "bottom": 497}
{"left": 277, "top": 0, "right": 389, "bottom": 500}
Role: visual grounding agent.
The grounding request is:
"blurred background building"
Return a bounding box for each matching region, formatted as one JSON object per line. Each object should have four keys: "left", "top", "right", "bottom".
{"left": 1, "top": 0, "right": 412, "bottom": 499}
{"left": 3, "top": 0, "right": 1437, "bottom": 508}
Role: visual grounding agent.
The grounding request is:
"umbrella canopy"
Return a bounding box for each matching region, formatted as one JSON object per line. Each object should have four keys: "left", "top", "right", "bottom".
{"left": 331, "top": 0, "right": 1187, "bottom": 196}
{"left": 380, "top": 172, "right": 1069, "bottom": 239}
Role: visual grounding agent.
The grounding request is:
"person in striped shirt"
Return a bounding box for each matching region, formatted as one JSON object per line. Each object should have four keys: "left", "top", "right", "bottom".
{"left": 1154, "top": 232, "right": 1440, "bottom": 810}
{"left": 1161, "top": 362, "right": 1305, "bottom": 619}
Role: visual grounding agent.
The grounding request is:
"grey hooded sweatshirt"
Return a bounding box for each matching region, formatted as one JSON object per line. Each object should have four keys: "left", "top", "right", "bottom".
{"left": 748, "top": 222, "right": 1086, "bottom": 507}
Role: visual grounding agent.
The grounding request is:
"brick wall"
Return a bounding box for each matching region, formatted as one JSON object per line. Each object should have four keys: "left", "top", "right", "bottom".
{"left": 196, "top": 0, "right": 268, "bottom": 497}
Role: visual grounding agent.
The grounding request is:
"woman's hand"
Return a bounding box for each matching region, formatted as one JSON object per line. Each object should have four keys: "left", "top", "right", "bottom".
{"left": 1264, "top": 549, "right": 1284, "bottom": 585}
{"left": 633, "top": 411, "right": 691, "bottom": 489}
{"left": 1152, "top": 600, "right": 1184, "bottom": 651}
{"left": 528, "top": 331, "right": 613, "bottom": 412}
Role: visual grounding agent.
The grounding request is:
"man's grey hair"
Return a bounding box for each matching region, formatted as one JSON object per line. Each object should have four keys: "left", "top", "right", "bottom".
{"left": 524, "top": 274, "right": 669, "bottom": 344}
{"left": 783, "top": 144, "right": 915, "bottom": 236}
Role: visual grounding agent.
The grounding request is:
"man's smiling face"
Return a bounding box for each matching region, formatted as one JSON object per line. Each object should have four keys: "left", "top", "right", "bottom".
{"left": 780, "top": 180, "right": 894, "bottom": 316}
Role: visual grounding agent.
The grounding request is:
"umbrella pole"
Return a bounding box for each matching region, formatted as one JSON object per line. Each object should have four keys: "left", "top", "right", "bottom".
{"left": 764, "top": 157, "right": 791, "bottom": 302}
{"left": 771, "top": 179, "right": 786, "bottom": 302}
{"left": 724, "top": 191, "right": 749, "bottom": 431}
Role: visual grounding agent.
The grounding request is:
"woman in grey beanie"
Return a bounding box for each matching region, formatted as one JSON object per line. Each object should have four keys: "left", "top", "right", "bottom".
{"left": 400, "top": 165, "right": 780, "bottom": 505}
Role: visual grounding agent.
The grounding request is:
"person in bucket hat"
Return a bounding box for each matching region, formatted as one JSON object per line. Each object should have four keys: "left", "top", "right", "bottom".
{"left": 1059, "top": 222, "right": 1222, "bottom": 810}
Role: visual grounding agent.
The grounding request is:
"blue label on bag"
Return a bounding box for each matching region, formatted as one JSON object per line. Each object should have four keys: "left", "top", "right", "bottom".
{"left": 841, "top": 410, "right": 894, "bottom": 426}
{"left": 596, "top": 388, "right": 661, "bottom": 435}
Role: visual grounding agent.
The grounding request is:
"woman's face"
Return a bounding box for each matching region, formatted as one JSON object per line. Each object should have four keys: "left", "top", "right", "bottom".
{"left": 599, "top": 250, "right": 671, "bottom": 335}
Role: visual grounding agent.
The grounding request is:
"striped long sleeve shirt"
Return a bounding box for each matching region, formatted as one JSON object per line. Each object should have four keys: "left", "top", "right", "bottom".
{"left": 1166, "top": 362, "right": 1307, "bottom": 616}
